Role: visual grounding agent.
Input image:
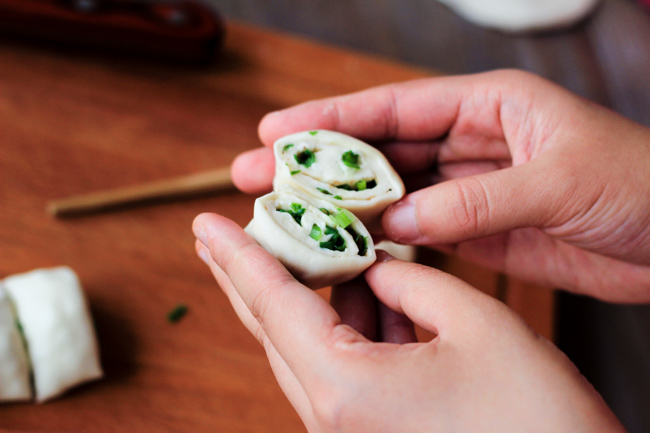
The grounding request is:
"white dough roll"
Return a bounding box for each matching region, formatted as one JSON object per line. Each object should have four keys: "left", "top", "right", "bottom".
{"left": 245, "top": 188, "right": 376, "bottom": 289}
{"left": 3, "top": 267, "right": 103, "bottom": 402}
{"left": 273, "top": 130, "right": 405, "bottom": 230}
{"left": 0, "top": 282, "right": 32, "bottom": 402}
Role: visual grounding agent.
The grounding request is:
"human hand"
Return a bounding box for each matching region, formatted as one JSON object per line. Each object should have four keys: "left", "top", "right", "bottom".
{"left": 193, "top": 213, "right": 626, "bottom": 433}
{"left": 232, "top": 70, "right": 650, "bottom": 302}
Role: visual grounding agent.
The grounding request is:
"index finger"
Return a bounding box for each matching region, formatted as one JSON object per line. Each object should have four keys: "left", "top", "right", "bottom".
{"left": 258, "top": 76, "right": 463, "bottom": 147}
{"left": 192, "top": 213, "right": 357, "bottom": 374}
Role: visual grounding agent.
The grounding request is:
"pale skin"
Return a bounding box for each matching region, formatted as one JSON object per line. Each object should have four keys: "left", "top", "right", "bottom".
{"left": 193, "top": 69, "right": 650, "bottom": 431}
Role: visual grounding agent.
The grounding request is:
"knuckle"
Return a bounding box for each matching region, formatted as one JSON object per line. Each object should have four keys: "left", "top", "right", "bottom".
{"left": 447, "top": 178, "right": 491, "bottom": 238}
{"left": 249, "top": 284, "right": 275, "bottom": 325}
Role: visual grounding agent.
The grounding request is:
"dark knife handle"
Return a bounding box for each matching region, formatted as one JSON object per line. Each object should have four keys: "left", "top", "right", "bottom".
{"left": 0, "top": 0, "right": 225, "bottom": 63}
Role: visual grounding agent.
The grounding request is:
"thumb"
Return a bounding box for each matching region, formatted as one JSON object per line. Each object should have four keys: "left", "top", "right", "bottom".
{"left": 364, "top": 254, "right": 511, "bottom": 336}
{"left": 383, "top": 159, "right": 569, "bottom": 245}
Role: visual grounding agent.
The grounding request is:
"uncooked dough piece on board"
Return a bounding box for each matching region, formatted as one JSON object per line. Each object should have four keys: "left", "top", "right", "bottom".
{"left": 0, "top": 282, "right": 32, "bottom": 402}
{"left": 437, "top": 0, "right": 600, "bottom": 33}
{"left": 3, "top": 267, "right": 103, "bottom": 402}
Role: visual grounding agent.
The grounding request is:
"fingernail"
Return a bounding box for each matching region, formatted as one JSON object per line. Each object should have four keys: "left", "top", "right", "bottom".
{"left": 385, "top": 202, "right": 420, "bottom": 243}
{"left": 197, "top": 247, "right": 211, "bottom": 265}
{"left": 375, "top": 250, "right": 395, "bottom": 263}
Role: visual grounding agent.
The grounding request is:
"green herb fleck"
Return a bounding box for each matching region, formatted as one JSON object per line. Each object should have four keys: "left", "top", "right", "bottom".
{"left": 277, "top": 202, "right": 306, "bottom": 225}
{"left": 317, "top": 187, "right": 332, "bottom": 195}
{"left": 295, "top": 149, "right": 316, "bottom": 168}
{"left": 310, "top": 224, "right": 323, "bottom": 241}
{"left": 290, "top": 170, "right": 301, "bottom": 175}
{"left": 334, "top": 179, "right": 376, "bottom": 191}
{"left": 342, "top": 150, "right": 361, "bottom": 169}
{"left": 319, "top": 208, "right": 330, "bottom": 215}
{"left": 309, "top": 131, "right": 318, "bottom": 136}
{"left": 333, "top": 195, "right": 343, "bottom": 200}
{"left": 168, "top": 304, "right": 188, "bottom": 323}
{"left": 320, "top": 226, "right": 347, "bottom": 252}
{"left": 330, "top": 208, "right": 355, "bottom": 229}
{"left": 346, "top": 227, "right": 368, "bottom": 256}
{"left": 282, "top": 144, "right": 294, "bottom": 152}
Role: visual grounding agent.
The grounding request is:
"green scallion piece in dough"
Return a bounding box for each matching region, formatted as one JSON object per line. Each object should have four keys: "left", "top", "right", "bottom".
{"left": 355, "top": 179, "right": 367, "bottom": 191}
{"left": 333, "top": 195, "right": 343, "bottom": 200}
{"left": 320, "top": 226, "right": 346, "bottom": 252}
{"left": 310, "top": 224, "right": 322, "bottom": 241}
{"left": 330, "top": 208, "right": 355, "bottom": 229}
{"left": 341, "top": 150, "right": 360, "bottom": 169}
{"left": 283, "top": 144, "right": 294, "bottom": 152}
{"left": 309, "top": 131, "right": 318, "bottom": 136}
{"left": 317, "top": 187, "right": 332, "bottom": 195}
{"left": 295, "top": 149, "right": 316, "bottom": 168}
{"left": 277, "top": 202, "right": 306, "bottom": 225}
{"left": 290, "top": 170, "right": 301, "bottom": 175}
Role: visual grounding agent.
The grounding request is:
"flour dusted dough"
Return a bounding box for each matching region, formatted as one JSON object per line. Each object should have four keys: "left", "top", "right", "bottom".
{"left": 437, "top": 0, "right": 599, "bottom": 33}
{"left": 0, "top": 282, "right": 31, "bottom": 402}
{"left": 246, "top": 188, "right": 376, "bottom": 289}
{"left": 273, "top": 130, "right": 405, "bottom": 229}
{"left": 3, "top": 267, "right": 103, "bottom": 402}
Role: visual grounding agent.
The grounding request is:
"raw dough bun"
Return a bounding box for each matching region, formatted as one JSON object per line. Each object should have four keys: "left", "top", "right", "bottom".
{"left": 273, "top": 130, "right": 405, "bottom": 230}
{"left": 246, "top": 188, "right": 376, "bottom": 289}
{"left": 437, "top": 0, "right": 599, "bottom": 33}
{"left": 0, "top": 282, "right": 32, "bottom": 402}
{"left": 3, "top": 267, "right": 103, "bottom": 402}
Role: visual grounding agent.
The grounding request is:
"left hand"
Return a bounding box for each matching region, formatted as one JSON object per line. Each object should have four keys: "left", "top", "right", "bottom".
{"left": 192, "top": 212, "right": 624, "bottom": 433}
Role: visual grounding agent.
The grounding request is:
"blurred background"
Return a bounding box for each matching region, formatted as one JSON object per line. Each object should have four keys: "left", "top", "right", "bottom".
{"left": 0, "top": 0, "right": 649, "bottom": 431}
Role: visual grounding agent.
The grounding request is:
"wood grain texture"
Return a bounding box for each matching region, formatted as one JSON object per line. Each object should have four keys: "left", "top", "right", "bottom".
{"left": 0, "top": 20, "right": 552, "bottom": 432}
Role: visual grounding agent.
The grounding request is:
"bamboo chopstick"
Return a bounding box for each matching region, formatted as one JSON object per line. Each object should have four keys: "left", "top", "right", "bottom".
{"left": 48, "top": 166, "right": 234, "bottom": 217}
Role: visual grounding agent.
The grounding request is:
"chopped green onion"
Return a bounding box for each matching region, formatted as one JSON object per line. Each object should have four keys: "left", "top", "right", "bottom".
{"left": 356, "top": 234, "right": 368, "bottom": 256}
{"left": 345, "top": 227, "right": 368, "bottom": 256}
{"left": 341, "top": 150, "right": 360, "bottom": 169}
{"left": 283, "top": 144, "right": 294, "bottom": 152}
{"left": 290, "top": 170, "right": 301, "bottom": 175}
{"left": 333, "top": 195, "right": 343, "bottom": 200}
{"left": 317, "top": 187, "right": 332, "bottom": 195}
{"left": 277, "top": 202, "right": 306, "bottom": 225}
{"left": 168, "top": 304, "right": 188, "bottom": 323}
{"left": 334, "top": 179, "right": 376, "bottom": 191}
{"left": 295, "top": 149, "right": 316, "bottom": 168}
{"left": 310, "top": 224, "right": 322, "bottom": 241}
{"left": 309, "top": 131, "right": 318, "bottom": 136}
{"left": 320, "top": 226, "right": 346, "bottom": 252}
{"left": 330, "top": 208, "right": 355, "bottom": 228}
{"left": 319, "top": 208, "right": 330, "bottom": 215}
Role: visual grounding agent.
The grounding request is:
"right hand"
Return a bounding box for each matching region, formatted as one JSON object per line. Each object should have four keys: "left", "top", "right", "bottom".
{"left": 232, "top": 70, "right": 650, "bottom": 302}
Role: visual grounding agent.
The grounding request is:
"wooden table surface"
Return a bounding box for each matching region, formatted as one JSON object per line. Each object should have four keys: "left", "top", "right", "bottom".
{"left": 0, "top": 20, "right": 555, "bottom": 432}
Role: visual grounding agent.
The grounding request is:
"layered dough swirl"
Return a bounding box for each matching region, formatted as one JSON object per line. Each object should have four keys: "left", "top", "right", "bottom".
{"left": 246, "top": 188, "right": 376, "bottom": 289}
{"left": 246, "top": 130, "right": 405, "bottom": 289}
{"left": 273, "top": 130, "right": 405, "bottom": 229}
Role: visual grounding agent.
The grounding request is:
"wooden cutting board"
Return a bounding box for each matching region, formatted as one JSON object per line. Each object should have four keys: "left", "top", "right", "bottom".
{"left": 0, "top": 21, "right": 553, "bottom": 432}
